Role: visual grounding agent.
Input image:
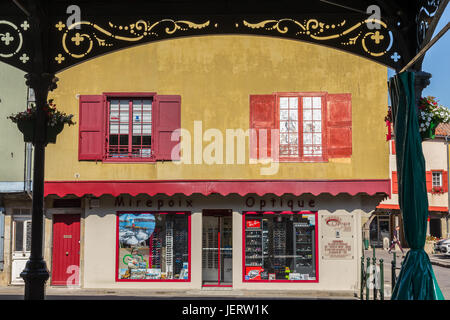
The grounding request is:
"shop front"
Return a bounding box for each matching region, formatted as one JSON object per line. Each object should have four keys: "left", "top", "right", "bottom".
{"left": 43, "top": 187, "right": 386, "bottom": 293}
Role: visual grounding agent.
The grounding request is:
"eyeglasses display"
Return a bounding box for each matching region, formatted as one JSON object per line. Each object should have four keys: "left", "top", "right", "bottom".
{"left": 244, "top": 212, "right": 316, "bottom": 282}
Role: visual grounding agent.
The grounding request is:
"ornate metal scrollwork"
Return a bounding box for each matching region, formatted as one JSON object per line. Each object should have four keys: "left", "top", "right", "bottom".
{"left": 242, "top": 17, "right": 394, "bottom": 59}
{"left": 416, "top": 0, "right": 442, "bottom": 48}
{"left": 54, "top": 18, "right": 210, "bottom": 66}
{"left": 0, "top": 19, "right": 30, "bottom": 66}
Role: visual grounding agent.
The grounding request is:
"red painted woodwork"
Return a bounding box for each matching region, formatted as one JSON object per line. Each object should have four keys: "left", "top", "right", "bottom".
{"left": 78, "top": 95, "right": 105, "bottom": 161}
{"left": 377, "top": 204, "right": 449, "bottom": 212}
{"left": 392, "top": 171, "right": 398, "bottom": 194}
{"left": 249, "top": 94, "right": 277, "bottom": 159}
{"left": 444, "top": 171, "right": 448, "bottom": 192}
{"left": 115, "top": 211, "right": 191, "bottom": 282}
{"left": 326, "top": 93, "right": 352, "bottom": 158}
{"left": 242, "top": 211, "right": 319, "bottom": 283}
{"left": 154, "top": 95, "right": 181, "bottom": 161}
{"left": 426, "top": 171, "right": 432, "bottom": 192}
{"left": 51, "top": 214, "right": 81, "bottom": 286}
{"left": 391, "top": 140, "right": 396, "bottom": 155}
{"left": 44, "top": 179, "right": 391, "bottom": 197}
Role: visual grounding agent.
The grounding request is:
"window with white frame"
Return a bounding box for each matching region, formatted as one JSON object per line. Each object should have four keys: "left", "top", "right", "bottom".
{"left": 279, "top": 96, "right": 323, "bottom": 158}
{"left": 432, "top": 171, "right": 442, "bottom": 187}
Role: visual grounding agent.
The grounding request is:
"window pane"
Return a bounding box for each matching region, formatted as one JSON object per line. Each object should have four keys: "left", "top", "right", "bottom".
{"left": 244, "top": 213, "right": 316, "bottom": 281}
{"left": 303, "top": 121, "right": 313, "bottom": 133}
{"left": 303, "top": 133, "right": 312, "bottom": 145}
{"left": 15, "top": 221, "right": 23, "bottom": 252}
{"left": 280, "top": 122, "right": 289, "bottom": 133}
{"left": 280, "top": 145, "right": 290, "bottom": 156}
{"left": 290, "top": 145, "right": 298, "bottom": 155}
{"left": 25, "top": 221, "right": 32, "bottom": 251}
{"left": 303, "top": 97, "right": 312, "bottom": 109}
{"left": 289, "top": 97, "right": 298, "bottom": 109}
{"left": 313, "top": 121, "right": 322, "bottom": 132}
{"left": 312, "top": 97, "right": 322, "bottom": 109}
{"left": 280, "top": 110, "right": 289, "bottom": 121}
{"left": 280, "top": 133, "right": 289, "bottom": 145}
{"left": 289, "top": 121, "right": 298, "bottom": 132}
{"left": 120, "top": 135, "right": 128, "bottom": 146}
{"left": 289, "top": 110, "right": 298, "bottom": 121}
{"left": 304, "top": 146, "right": 313, "bottom": 155}
{"left": 313, "top": 146, "right": 322, "bottom": 156}
{"left": 289, "top": 133, "right": 298, "bottom": 145}
{"left": 313, "top": 109, "right": 321, "bottom": 120}
{"left": 117, "top": 213, "right": 189, "bottom": 281}
{"left": 280, "top": 97, "right": 289, "bottom": 109}
{"left": 303, "top": 109, "right": 312, "bottom": 121}
{"left": 313, "top": 133, "right": 322, "bottom": 144}
{"left": 109, "top": 135, "right": 118, "bottom": 146}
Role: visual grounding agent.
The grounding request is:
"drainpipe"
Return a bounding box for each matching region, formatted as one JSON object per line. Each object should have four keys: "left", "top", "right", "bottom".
{"left": 0, "top": 200, "right": 4, "bottom": 271}
{"left": 24, "top": 142, "right": 33, "bottom": 199}
{"left": 444, "top": 135, "right": 450, "bottom": 238}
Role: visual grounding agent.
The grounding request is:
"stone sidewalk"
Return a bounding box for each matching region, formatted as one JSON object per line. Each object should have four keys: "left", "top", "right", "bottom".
{"left": 0, "top": 285, "right": 357, "bottom": 299}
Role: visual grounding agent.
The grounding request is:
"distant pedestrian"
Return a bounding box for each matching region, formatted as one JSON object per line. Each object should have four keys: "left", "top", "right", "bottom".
{"left": 388, "top": 226, "right": 404, "bottom": 253}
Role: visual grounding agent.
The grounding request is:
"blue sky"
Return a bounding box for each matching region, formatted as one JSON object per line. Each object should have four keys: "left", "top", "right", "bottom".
{"left": 388, "top": 6, "right": 450, "bottom": 107}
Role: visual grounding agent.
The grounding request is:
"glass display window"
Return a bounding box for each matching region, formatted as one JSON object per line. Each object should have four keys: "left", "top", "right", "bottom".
{"left": 243, "top": 211, "right": 318, "bottom": 282}
{"left": 116, "top": 211, "right": 190, "bottom": 282}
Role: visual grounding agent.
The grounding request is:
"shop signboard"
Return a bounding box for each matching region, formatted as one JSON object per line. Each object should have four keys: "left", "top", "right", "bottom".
{"left": 321, "top": 214, "right": 354, "bottom": 260}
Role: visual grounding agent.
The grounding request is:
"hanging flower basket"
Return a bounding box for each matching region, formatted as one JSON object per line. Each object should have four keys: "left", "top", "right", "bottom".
{"left": 16, "top": 119, "right": 65, "bottom": 144}
{"left": 418, "top": 96, "right": 450, "bottom": 140}
{"left": 8, "top": 99, "right": 75, "bottom": 145}
{"left": 385, "top": 96, "right": 449, "bottom": 141}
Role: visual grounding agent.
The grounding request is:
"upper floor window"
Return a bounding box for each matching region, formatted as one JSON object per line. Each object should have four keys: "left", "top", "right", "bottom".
{"left": 250, "top": 92, "right": 352, "bottom": 162}
{"left": 108, "top": 99, "right": 152, "bottom": 159}
{"left": 78, "top": 93, "right": 180, "bottom": 162}
{"left": 432, "top": 171, "right": 443, "bottom": 187}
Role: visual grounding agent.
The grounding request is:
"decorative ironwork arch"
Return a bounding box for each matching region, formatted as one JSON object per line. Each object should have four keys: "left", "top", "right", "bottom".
{"left": 0, "top": 0, "right": 447, "bottom": 74}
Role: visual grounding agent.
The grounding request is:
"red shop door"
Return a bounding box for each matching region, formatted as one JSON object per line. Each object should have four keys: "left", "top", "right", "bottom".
{"left": 51, "top": 214, "right": 80, "bottom": 286}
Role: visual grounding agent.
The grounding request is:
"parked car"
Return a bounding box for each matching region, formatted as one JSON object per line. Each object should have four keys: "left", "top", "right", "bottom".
{"left": 435, "top": 238, "right": 450, "bottom": 254}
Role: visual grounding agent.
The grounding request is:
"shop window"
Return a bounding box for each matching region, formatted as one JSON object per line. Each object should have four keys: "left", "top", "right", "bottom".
{"left": 250, "top": 92, "right": 352, "bottom": 162}
{"left": 79, "top": 93, "right": 181, "bottom": 162}
{"left": 243, "top": 211, "right": 318, "bottom": 282}
{"left": 116, "top": 212, "right": 190, "bottom": 281}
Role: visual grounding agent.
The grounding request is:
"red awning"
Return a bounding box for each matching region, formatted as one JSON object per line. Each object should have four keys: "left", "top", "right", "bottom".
{"left": 44, "top": 179, "right": 390, "bottom": 198}
{"left": 377, "top": 204, "right": 448, "bottom": 212}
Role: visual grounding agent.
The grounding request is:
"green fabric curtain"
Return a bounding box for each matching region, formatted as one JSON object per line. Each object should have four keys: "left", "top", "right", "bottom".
{"left": 388, "top": 71, "right": 444, "bottom": 300}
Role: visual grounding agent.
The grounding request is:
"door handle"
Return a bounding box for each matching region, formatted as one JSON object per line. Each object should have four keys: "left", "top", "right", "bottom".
{"left": 66, "top": 252, "right": 69, "bottom": 256}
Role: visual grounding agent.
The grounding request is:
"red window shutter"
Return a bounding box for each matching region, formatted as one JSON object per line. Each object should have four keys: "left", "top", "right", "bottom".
{"left": 391, "top": 140, "right": 396, "bottom": 155}
{"left": 444, "top": 171, "right": 448, "bottom": 192}
{"left": 326, "top": 93, "right": 352, "bottom": 158}
{"left": 392, "top": 171, "right": 398, "bottom": 194}
{"left": 426, "top": 171, "right": 432, "bottom": 192}
{"left": 249, "top": 94, "right": 277, "bottom": 159}
{"left": 154, "top": 95, "right": 181, "bottom": 160}
{"left": 78, "top": 95, "right": 105, "bottom": 161}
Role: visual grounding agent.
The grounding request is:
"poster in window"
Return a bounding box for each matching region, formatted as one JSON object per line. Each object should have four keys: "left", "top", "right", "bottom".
{"left": 117, "top": 212, "right": 189, "bottom": 281}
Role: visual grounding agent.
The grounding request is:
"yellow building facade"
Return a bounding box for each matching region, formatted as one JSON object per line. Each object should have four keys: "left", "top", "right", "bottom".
{"left": 37, "top": 35, "right": 390, "bottom": 293}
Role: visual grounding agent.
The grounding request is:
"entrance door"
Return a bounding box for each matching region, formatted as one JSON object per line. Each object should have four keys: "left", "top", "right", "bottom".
{"left": 202, "top": 210, "right": 232, "bottom": 287}
{"left": 51, "top": 214, "right": 80, "bottom": 286}
{"left": 11, "top": 216, "right": 31, "bottom": 284}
